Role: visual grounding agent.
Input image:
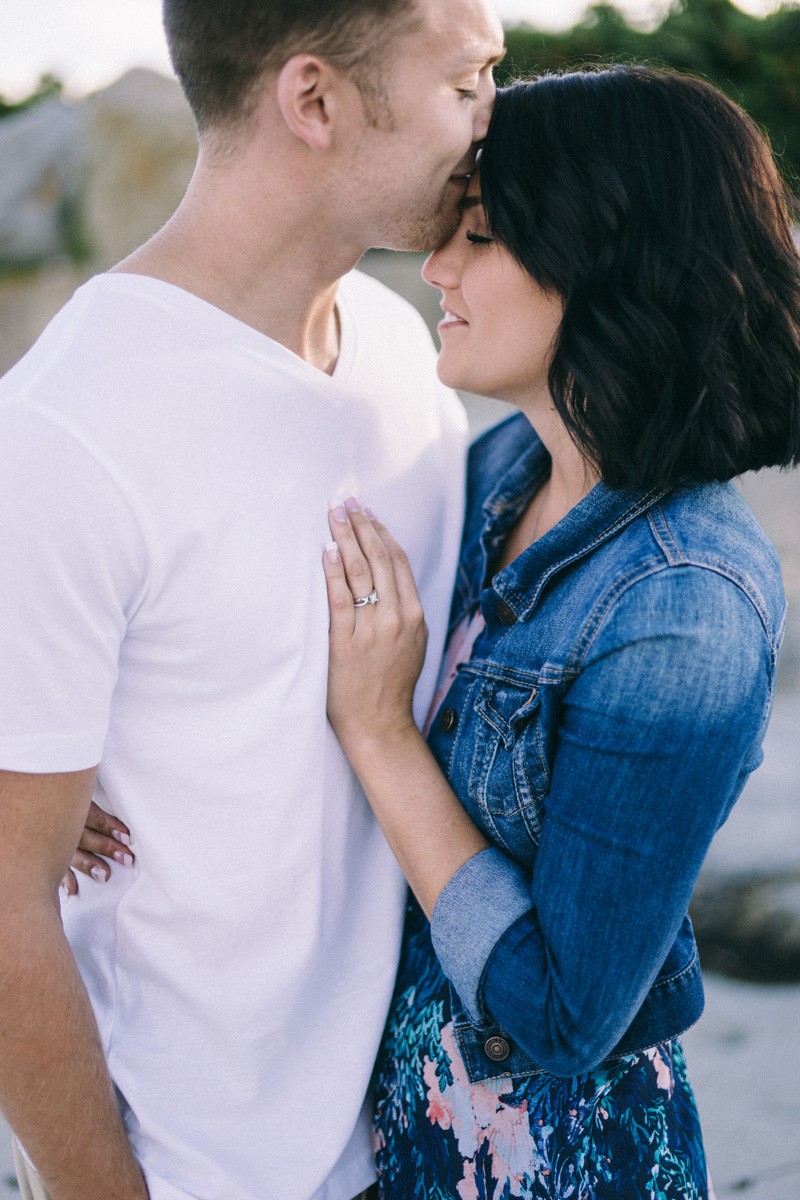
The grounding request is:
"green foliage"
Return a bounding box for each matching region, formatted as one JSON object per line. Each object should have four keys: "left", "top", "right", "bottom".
{"left": 0, "top": 73, "right": 63, "bottom": 121}
{"left": 498, "top": 0, "right": 800, "bottom": 192}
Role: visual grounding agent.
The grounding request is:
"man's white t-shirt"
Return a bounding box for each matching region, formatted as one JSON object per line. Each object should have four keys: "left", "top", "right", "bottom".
{"left": 0, "top": 270, "right": 467, "bottom": 1200}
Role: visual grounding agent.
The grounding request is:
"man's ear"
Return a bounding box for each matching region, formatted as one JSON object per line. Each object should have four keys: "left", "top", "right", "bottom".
{"left": 276, "top": 55, "right": 341, "bottom": 152}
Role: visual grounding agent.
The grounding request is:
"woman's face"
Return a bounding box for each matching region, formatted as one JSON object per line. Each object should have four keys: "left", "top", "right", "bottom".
{"left": 422, "top": 174, "right": 563, "bottom": 406}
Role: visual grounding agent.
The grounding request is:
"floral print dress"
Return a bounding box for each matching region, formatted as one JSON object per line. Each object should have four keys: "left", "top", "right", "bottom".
{"left": 371, "top": 616, "right": 715, "bottom": 1200}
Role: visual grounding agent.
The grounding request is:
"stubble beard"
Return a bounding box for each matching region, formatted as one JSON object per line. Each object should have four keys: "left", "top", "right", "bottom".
{"left": 386, "top": 181, "right": 464, "bottom": 253}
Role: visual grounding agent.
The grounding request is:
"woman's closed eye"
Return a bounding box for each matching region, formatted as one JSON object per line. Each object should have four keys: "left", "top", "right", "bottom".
{"left": 466, "top": 230, "right": 494, "bottom": 245}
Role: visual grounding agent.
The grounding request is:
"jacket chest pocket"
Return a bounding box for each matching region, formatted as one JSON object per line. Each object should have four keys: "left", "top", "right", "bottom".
{"left": 466, "top": 675, "right": 550, "bottom": 854}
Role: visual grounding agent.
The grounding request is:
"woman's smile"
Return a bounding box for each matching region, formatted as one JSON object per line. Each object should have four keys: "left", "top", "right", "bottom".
{"left": 437, "top": 304, "right": 468, "bottom": 331}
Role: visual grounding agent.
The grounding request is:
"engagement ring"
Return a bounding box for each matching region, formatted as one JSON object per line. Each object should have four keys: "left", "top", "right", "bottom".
{"left": 353, "top": 590, "right": 379, "bottom": 607}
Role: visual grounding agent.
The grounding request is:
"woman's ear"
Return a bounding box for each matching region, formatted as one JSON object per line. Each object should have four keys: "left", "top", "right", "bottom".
{"left": 276, "top": 54, "right": 339, "bottom": 152}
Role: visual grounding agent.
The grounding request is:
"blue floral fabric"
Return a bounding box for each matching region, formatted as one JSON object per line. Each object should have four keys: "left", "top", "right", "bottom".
{"left": 372, "top": 897, "right": 713, "bottom": 1200}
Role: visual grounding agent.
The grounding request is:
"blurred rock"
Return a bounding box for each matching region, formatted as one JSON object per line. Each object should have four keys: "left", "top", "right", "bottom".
{"left": 690, "top": 692, "right": 800, "bottom": 983}
{"left": 690, "top": 870, "right": 800, "bottom": 982}
{"left": 0, "top": 97, "right": 87, "bottom": 268}
{"left": 0, "top": 69, "right": 196, "bottom": 377}
{"left": 83, "top": 68, "right": 196, "bottom": 268}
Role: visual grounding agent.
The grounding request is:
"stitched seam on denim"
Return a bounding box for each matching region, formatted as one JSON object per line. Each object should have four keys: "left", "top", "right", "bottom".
{"left": 482, "top": 457, "right": 549, "bottom": 521}
{"left": 647, "top": 506, "right": 682, "bottom": 565}
{"left": 534, "top": 719, "right": 550, "bottom": 786}
{"left": 598, "top": 1024, "right": 701, "bottom": 1064}
{"left": 443, "top": 676, "right": 476, "bottom": 780}
{"left": 455, "top": 1022, "right": 701, "bottom": 1084}
{"left": 460, "top": 660, "right": 541, "bottom": 687}
{"left": 514, "top": 740, "right": 535, "bottom": 812}
{"left": 567, "top": 557, "right": 668, "bottom": 671}
{"left": 468, "top": 688, "right": 505, "bottom": 844}
{"left": 482, "top": 685, "right": 539, "bottom": 740}
{"left": 511, "top": 724, "right": 549, "bottom": 810}
{"left": 444, "top": 713, "right": 460, "bottom": 779}
{"left": 537, "top": 663, "right": 578, "bottom": 685}
{"left": 502, "top": 485, "right": 669, "bottom": 614}
{"left": 647, "top": 947, "right": 699, "bottom": 990}
{"left": 484, "top": 694, "right": 514, "bottom": 743}
{"left": 571, "top": 557, "right": 773, "bottom": 671}
{"left": 486, "top": 745, "right": 538, "bottom": 816}
{"left": 518, "top": 742, "right": 546, "bottom": 840}
{"left": 487, "top": 746, "right": 543, "bottom": 818}
{"left": 670, "top": 553, "right": 773, "bottom": 640}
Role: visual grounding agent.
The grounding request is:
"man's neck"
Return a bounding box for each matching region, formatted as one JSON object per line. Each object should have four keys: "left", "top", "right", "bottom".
{"left": 111, "top": 157, "right": 362, "bottom": 375}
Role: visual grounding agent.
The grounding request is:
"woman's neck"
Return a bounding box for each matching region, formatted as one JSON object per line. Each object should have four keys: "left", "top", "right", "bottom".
{"left": 494, "top": 402, "right": 600, "bottom": 574}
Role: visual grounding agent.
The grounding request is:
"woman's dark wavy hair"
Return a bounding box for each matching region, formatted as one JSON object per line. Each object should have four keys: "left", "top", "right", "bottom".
{"left": 479, "top": 66, "right": 800, "bottom": 489}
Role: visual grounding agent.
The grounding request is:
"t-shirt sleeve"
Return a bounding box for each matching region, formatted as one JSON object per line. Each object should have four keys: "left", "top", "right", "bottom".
{"left": 0, "top": 402, "right": 150, "bottom": 772}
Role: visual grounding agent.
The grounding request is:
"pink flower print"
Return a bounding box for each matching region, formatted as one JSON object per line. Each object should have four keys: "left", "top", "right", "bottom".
{"left": 644, "top": 1046, "right": 674, "bottom": 1097}
{"left": 487, "top": 1100, "right": 544, "bottom": 1194}
{"left": 424, "top": 1022, "right": 514, "bottom": 1159}
{"left": 456, "top": 1158, "right": 480, "bottom": 1200}
{"left": 423, "top": 1054, "right": 454, "bottom": 1131}
{"left": 424, "top": 1023, "right": 543, "bottom": 1197}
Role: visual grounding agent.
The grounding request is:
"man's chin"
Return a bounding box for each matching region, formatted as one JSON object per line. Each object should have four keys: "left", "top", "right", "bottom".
{"left": 386, "top": 200, "right": 462, "bottom": 254}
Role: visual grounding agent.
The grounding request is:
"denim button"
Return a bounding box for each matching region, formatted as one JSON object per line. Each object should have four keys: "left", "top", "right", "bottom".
{"left": 484, "top": 1036, "right": 510, "bottom": 1061}
{"left": 496, "top": 600, "right": 516, "bottom": 626}
{"left": 439, "top": 706, "right": 457, "bottom": 733}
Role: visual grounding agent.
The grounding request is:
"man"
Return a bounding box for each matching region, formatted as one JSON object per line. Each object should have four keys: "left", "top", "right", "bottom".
{"left": 0, "top": 1, "right": 504, "bottom": 1198}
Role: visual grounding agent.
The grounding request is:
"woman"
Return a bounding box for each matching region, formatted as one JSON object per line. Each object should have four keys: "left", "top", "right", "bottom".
{"left": 72, "top": 67, "right": 800, "bottom": 1199}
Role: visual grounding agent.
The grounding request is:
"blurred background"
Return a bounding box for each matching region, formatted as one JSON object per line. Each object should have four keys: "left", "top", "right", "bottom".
{"left": 0, "top": 1, "right": 798, "bottom": 1195}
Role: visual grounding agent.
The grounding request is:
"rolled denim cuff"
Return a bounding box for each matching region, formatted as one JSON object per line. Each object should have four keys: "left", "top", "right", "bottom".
{"left": 431, "top": 846, "right": 533, "bottom": 1026}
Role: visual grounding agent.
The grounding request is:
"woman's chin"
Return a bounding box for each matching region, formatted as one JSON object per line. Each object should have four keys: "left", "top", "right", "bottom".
{"left": 435, "top": 358, "right": 509, "bottom": 405}
{"left": 435, "top": 355, "right": 477, "bottom": 394}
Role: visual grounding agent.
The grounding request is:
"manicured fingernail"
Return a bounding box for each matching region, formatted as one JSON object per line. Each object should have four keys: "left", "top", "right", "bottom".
{"left": 364, "top": 507, "right": 376, "bottom": 520}
{"left": 111, "top": 830, "right": 132, "bottom": 847}
{"left": 344, "top": 496, "right": 360, "bottom": 513}
{"left": 331, "top": 505, "right": 348, "bottom": 523}
{"left": 114, "top": 851, "right": 134, "bottom": 868}
{"left": 91, "top": 866, "right": 108, "bottom": 883}
{"left": 325, "top": 541, "right": 340, "bottom": 563}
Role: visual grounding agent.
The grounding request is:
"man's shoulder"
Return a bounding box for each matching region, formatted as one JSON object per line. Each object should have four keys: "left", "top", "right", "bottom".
{"left": 340, "top": 266, "right": 433, "bottom": 342}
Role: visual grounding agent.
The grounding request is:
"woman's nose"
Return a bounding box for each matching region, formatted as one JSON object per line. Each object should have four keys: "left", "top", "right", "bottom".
{"left": 422, "top": 242, "right": 460, "bottom": 291}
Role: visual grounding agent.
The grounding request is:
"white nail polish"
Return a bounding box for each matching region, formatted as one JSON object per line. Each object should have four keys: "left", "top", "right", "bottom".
{"left": 111, "top": 830, "right": 132, "bottom": 847}
{"left": 114, "top": 851, "right": 134, "bottom": 868}
{"left": 90, "top": 865, "right": 108, "bottom": 883}
{"left": 325, "top": 540, "right": 340, "bottom": 563}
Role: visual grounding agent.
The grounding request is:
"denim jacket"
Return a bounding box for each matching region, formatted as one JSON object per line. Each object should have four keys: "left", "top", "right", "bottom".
{"left": 428, "top": 413, "right": 785, "bottom": 1082}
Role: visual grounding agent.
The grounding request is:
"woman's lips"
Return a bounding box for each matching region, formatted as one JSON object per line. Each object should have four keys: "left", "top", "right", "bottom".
{"left": 438, "top": 307, "right": 468, "bottom": 332}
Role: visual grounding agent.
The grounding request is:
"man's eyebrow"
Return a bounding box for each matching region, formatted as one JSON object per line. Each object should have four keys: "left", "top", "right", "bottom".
{"left": 462, "top": 47, "right": 506, "bottom": 68}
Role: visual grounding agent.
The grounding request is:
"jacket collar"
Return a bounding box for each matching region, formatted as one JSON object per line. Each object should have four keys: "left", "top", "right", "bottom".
{"left": 468, "top": 419, "right": 671, "bottom": 622}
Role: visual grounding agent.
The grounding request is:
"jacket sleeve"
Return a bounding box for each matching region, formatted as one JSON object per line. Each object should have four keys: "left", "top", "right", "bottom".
{"left": 431, "top": 564, "right": 777, "bottom": 1075}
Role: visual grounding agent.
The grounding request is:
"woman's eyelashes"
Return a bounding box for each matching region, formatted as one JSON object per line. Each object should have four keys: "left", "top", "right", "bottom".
{"left": 466, "top": 230, "right": 494, "bottom": 245}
